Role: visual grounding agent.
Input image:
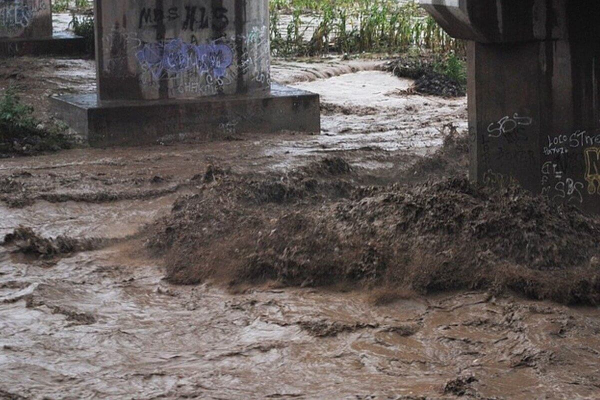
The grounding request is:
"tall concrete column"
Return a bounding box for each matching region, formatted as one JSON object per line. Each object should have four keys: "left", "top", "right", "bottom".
{"left": 421, "top": 0, "right": 600, "bottom": 213}
{"left": 0, "top": 0, "right": 85, "bottom": 56}
{"left": 95, "top": 0, "right": 271, "bottom": 101}
{"left": 51, "top": 0, "right": 320, "bottom": 146}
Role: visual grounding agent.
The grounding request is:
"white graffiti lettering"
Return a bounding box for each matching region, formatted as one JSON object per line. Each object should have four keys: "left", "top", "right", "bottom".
{"left": 544, "top": 130, "right": 600, "bottom": 156}
{"left": 487, "top": 114, "right": 533, "bottom": 138}
{"left": 541, "top": 161, "right": 584, "bottom": 204}
{"left": 0, "top": 0, "right": 47, "bottom": 35}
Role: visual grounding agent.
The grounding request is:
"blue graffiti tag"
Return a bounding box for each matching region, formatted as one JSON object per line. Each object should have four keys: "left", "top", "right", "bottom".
{"left": 136, "top": 38, "right": 233, "bottom": 79}
{"left": 0, "top": 2, "right": 34, "bottom": 31}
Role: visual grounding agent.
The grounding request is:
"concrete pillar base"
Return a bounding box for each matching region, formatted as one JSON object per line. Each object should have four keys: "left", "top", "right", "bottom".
{"left": 468, "top": 40, "right": 600, "bottom": 214}
{"left": 0, "top": 33, "right": 87, "bottom": 57}
{"left": 50, "top": 84, "right": 321, "bottom": 147}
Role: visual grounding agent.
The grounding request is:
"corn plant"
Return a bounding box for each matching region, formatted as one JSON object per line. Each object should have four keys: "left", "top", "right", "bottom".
{"left": 269, "top": 0, "right": 464, "bottom": 57}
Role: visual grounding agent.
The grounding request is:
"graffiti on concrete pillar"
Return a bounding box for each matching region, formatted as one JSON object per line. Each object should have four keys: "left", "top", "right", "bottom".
{"left": 136, "top": 39, "right": 234, "bottom": 80}
{"left": 239, "top": 26, "right": 271, "bottom": 85}
{"left": 101, "top": 1, "right": 271, "bottom": 99}
{"left": 0, "top": 0, "right": 48, "bottom": 36}
{"left": 544, "top": 130, "right": 600, "bottom": 156}
{"left": 483, "top": 169, "right": 519, "bottom": 188}
{"left": 487, "top": 114, "right": 533, "bottom": 139}
{"left": 541, "top": 160, "right": 584, "bottom": 204}
{"left": 585, "top": 147, "right": 600, "bottom": 195}
{"left": 138, "top": 6, "right": 229, "bottom": 31}
{"left": 130, "top": 26, "right": 268, "bottom": 97}
{"left": 538, "top": 131, "right": 600, "bottom": 205}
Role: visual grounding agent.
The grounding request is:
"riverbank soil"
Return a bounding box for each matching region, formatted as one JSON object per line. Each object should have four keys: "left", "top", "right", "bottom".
{"left": 1, "top": 55, "right": 599, "bottom": 399}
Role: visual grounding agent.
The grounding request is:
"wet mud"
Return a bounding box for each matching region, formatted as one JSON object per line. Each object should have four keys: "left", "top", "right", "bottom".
{"left": 1, "top": 56, "right": 599, "bottom": 399}
{"left": 149, "top": 162, "right": 600, "bottom": 305}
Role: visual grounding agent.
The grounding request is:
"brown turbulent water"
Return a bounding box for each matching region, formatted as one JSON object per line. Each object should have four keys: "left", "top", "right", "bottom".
{"left": 2, "top": 237, "right": 600, "bottom": 399}
{"left": 0, "top": 57, "right": 599, "bottom": 399}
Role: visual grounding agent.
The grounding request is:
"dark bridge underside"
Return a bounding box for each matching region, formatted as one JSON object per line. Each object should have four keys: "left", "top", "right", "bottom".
{"left": 422, "top": 0, "right": 600, "bottom": 43}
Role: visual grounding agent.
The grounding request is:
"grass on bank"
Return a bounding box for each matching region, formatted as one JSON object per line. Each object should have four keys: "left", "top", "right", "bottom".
{"left": 52, "top": 0, "right": 90, "bottom": 13}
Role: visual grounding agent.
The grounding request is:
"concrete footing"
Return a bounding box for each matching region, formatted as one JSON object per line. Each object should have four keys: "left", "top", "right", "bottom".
{"left": 0, "top": 33, "right": 87, "bottom": 57}
{"left": 50, "top": 84, "right": 320, "bottom": 147}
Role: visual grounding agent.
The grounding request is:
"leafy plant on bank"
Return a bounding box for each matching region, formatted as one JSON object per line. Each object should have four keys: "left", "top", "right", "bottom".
{"left": 0, "top": 88, "right": 72, "bottom": 157}
{"left": 435, "top": 52, "right": 466, "bottom": 85}
{"left": 70, "top": 14, "right": 95, "bottom": 55}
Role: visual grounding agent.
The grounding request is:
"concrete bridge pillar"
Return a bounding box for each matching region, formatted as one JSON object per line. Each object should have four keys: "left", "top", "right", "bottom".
{"left": 421, "top": 0, "right": 600, "bottom": 213}
{"left": 0, "top": 0, "right": 86, "bottom": 56}
{"left": 51, "top": 0, "right": 320, "bottom": 146}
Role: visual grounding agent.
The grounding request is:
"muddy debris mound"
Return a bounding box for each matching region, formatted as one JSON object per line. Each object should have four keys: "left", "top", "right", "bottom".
{"left": 385, "top": 56, "right": 466, "bottom": 98}
{"left": 401, "top": 126, "right": 469, "bottom": 183}
{"left": 444, "top": 376, "right": 478, "bottom": 397}
{"left": 0, "top": 389, "right": 27, "bottom": 400}
{"left": 413, "top": 72, "right": 466, "bottom": 98}
{"left": 385, "top": 56, "right": 434, "bottom": 80}
{"left": 192, "top": 164, "right": 231, "bottom": 183}
{"left": 298, "top": 320, "right": 379, "bottom": 338}
{"left": 148, "top": 164, "right": 600, "bottom": 305}
{"left": 3, "top": 227, "right": 109, "bottom": 259}
{"left": 0, "top": 184, "right": 183, "bottom": 209}
{"left": 320, "top": 102, "right": 380, "bottom": 116}
{"left": 300, "top": 156, "right": 354, "bottom": 176}
{"left": 0, "top": 177, "right": 23, "bottom": 193}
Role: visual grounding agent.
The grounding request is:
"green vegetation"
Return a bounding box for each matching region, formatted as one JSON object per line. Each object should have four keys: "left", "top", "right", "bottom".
{"left": 70, "top": 14, "right": 95, "bottom": 54}
{"left": 270, "top": 0, "right": 463, "bottom": 57}
{"left": 52, "top": 0, "right": 91, "bottom": 13}
{"left": 385, "top": 51, "right": 467, "bottom": 96}
{"left": 438, "top": 51, "right": 466, "bottom": 85}
{"left": 0, "top": 88, "right": 71, "bottom": 157}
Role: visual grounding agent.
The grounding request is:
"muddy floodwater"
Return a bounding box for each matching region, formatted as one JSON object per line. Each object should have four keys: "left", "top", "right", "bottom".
{"left": 1, "top": 57, "right": 599, "bottom": 399}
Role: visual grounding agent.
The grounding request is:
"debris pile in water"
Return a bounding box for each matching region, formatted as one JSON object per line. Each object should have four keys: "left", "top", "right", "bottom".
{"left": 400, "top": 125, "right": 469, "bottom": 182}
{"left": 3, "top": 227, "right": 107, "bottom": 259}
{"left": 413, "top": 71, "right": 466, "bottom": 97}
{"left": 385, "top": 56, "right": 466, "bottom": 97}
{"left": 147, "top": 160, "right": 600, "bottom": 305}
